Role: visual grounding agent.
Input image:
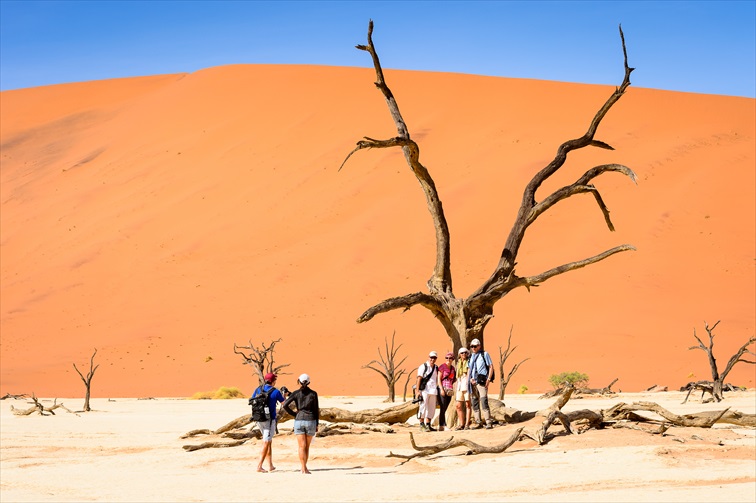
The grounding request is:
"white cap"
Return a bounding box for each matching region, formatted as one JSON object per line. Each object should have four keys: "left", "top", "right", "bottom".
{"left": 458, "top": 347, "right": 469, "bottom": 354}
{"left": 429, "top": 351, "right": 438, "bottom": 357}
{"left": 470, "top": 339, "right": 481, "bottom": 346}
{"left": 298, "top": 373, "right": 310, "bottom": 385}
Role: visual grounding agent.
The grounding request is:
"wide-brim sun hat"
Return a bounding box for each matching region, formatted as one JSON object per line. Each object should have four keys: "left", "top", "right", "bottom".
{"left": 458, "top": 347, "right": 469, "bottom": 354}
{"left": 298, "top": 373, "right": 310, "bottom": 385}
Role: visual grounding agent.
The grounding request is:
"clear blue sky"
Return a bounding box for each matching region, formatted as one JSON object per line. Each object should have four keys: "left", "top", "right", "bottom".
{"left": 1, "top": 0, "right": 754, "bottom": 97}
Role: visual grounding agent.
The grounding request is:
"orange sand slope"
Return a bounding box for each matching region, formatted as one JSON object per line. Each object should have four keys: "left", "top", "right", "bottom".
{"left": 1, "top": 65, "right": 754, "bottom": 397}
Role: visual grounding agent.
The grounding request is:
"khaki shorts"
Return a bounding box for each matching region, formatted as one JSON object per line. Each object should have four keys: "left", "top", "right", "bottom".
{"left": 455, "top": 389, "right": 470, "bottom": 402}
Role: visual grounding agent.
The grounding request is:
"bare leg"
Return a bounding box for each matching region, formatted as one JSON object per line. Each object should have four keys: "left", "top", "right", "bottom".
{"left": 297, "top": 434, "right": 312, "bottom": 474}
{"left": 455, "top": 400, "right": 466, "bottom": 429}
{"left": 267, "top": 442, "right": 276, "bottom": 471}
{"left": 257, "top": 441, "right": 271, "bottom": 472}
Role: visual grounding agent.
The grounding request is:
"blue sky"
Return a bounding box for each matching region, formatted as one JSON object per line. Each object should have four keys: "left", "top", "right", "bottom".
{"left": 1, "top": 0, "right": 754, "bottom": 97}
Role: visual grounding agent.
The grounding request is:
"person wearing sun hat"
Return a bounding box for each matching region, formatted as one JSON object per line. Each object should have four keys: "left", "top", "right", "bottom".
{"left": 282, "top": 373, "right": 320, "bottom": 474}
{"left": 414, "top": 351, "right": 439, "bottom": 431}
{"left": 468, "top": 339, "right": 494, "bottom": 429}
{"left": 454, "top": 347, "right": 472, "bottom": 429}
{"left": 251, "top": 372, "right": 286, "bottom": 472}
{"left": 436, "top": 351, "right": 457, "bottom": 431}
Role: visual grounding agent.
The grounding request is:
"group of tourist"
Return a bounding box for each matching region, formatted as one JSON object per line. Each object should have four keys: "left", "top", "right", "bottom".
{"left": 251, "top": 372, "right": 320, "bottom": 474}
{"left": 414, "top": 338, "right": 495, "bottom": 431}
{"left": 249, "top": 339, "right": 493, "bottom": 475}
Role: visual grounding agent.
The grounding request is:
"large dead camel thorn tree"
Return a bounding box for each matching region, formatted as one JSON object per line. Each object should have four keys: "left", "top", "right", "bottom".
{"left": 340, "top": 21, "right": 638, "bottom": 352}
{"left": 73, "top": 348, "right": 99, "bottom": 412}
{"left": 363, "top": 330, "right": 408, "bottom": 402}
{"left": 687, "top": 320, "right": 755, "bottom": 402}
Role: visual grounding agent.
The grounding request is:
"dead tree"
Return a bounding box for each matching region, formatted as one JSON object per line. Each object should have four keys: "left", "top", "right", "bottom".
{"left": 687, "top": 321, "right": 755, "bottom": 401}
{"left": 233, "top": 338, "right": 290, "bottom": 387}
{"left": 341, "top": 21, "right": 637, "bottom": 353}
{"left": 73, "top": 348, "right": 99, "bottom": 412}
{"left": 497, "top": 326, "right": 530, "bottom": 401}
{"left": 363, "top": 330, "right": 408, "bottom": 402}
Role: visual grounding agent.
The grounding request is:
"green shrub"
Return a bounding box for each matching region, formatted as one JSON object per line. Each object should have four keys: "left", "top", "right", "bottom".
{"left": 548, "top": 371, "right": 589, "bottom": 389}
{"left": 518, "top": 385, "right": 529, "bottom": 394}
{"left": 191, "top": 386, "right": 246, "bottom": 400}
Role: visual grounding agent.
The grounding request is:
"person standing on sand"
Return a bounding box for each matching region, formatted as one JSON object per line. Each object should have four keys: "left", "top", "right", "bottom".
{"left": 282, "top": 373, "right": 319, "bottom": 474}
{"left": 436, "top": 352, "right": 456, "bottom": 431}
{"left": 454, "top": 347, "right": 472, "bottom": 430}
{"left": 252, "top": 373, "right": 286, "bottom": 473}
{"left": 414, "top": 351, "right": 439, "bottom": 431}
{"left": 468, "top": 339, "right": 494, "bottom": 429}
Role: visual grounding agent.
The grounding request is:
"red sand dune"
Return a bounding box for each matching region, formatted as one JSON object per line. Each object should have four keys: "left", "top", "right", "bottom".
{"left": 1, "top": 65, "right": 754, "bottom": 398}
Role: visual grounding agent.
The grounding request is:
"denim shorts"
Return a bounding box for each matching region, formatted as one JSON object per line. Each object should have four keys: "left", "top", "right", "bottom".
{"left": 257, "top": 419, "right": 276, "bottom": 441}
{"left": 293, "top": 419, "right": 318, "bottom": 436}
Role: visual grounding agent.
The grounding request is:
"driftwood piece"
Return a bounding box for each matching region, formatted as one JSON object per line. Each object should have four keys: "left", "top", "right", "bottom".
{"left": 10, "top": 397, "right": 75, "bottom": 416}
{"left": 539, "top": 378, "right": 618, "bottom": 399}
{"left": 1, "top": 393, "right": 30, "bottom": 400}
{"left": 182, "top": 439, "right": 247, "bottom": 452}
{"left": 603, "top": 401, "right": 756, "bottom": 428}
{"left": 388, "top": 427, "right": 524, "bottom": 464}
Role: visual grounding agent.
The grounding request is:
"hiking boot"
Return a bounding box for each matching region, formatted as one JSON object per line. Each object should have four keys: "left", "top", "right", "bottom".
{"left": 470, "top": 423, "right": 483, "bottom": 430}
{"left": 485, "top": 423, "right": 494, "bottom": 429}
{"left": 419, "top": 423, "right": 428, "bottom": 432}
{"left": 426, "top": 424, "right": 437, "bottom": 432}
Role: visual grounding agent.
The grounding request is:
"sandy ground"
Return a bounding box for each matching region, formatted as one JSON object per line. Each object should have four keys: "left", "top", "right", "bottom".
{"left": 1, "top": 391, "right": 754, "bottom": 502}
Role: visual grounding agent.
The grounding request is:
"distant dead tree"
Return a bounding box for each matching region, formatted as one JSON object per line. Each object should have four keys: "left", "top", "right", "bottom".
{"left": 233, "top": 338, "right": 290, "bottom": 387}
{"left": 363, "top": 331, "right": 408, "bottom": 402}
{"left": 340, "top": 21, "right": 637, "bottom": 353}
{"left": 686, "top": 321, "right": 755, "bottom": 402}
{"left": 73, "top": 348, "right": 99, "bottom": 412}
{"left": 497, "top": 326, "right": 530, "bottom": 401}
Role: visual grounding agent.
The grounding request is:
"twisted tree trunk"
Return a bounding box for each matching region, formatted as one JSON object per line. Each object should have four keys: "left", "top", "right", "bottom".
{"left": 341, "top": 21, "right": 637, "bottom": 351}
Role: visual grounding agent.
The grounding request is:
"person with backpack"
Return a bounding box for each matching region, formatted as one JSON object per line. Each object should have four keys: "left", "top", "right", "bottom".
{"left": 282, "top": 373, "right": 319, "bottom": 474}
{"left": 414, "top": 351, "right": 439, "bottom": 431}
{"left": 468, "top": 339, "right": 494, "bottom": 429}
{"left": 250, "top": 373, "right": 285, "bottom": 472}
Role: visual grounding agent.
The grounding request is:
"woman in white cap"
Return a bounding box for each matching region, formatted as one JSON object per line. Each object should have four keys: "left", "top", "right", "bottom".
{"left": 414, "top": 351, "right": 439, "bottom": 431}
{"left": 282, "top": 373, "right": 320, "bottom": 474}
{"left": 454, "top": 347, "right": 472, "bottom": 429}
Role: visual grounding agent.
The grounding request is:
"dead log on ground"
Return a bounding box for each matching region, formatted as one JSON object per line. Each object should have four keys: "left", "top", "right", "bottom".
{"left": 388, "top": 427, "right": 524, "bottom": 464}
{"left": 1, "top": 393, "right": 29, "bottom": 400}
{"left": 10, "top": 397, "right": 75, "bottom": 416}
{"left": 539, "top": 378, "right": 619, "bottom": 399}
{"left": 603, "top": 401, "right": 756, "bottom": 428}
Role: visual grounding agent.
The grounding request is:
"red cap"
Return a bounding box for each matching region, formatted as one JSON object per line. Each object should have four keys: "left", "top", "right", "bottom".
{"left": 264, "top": 373, "right": 276, "bottom": 383}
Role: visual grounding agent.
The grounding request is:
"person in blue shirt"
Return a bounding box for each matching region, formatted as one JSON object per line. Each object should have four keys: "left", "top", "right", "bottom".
{"left": 252, "top": 372, "right": 286, "bottom": 472}
{"left": 468, "top": 339, "right": 494, "bottom": 429}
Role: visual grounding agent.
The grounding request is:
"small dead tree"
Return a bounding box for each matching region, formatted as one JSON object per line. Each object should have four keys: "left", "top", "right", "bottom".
{"left": 73, "top": 348, "right": 99, "bottom": 412}
{"left": 340, "top": 21, "right": 637, "bottom": 354}
{"left": 363, "top": 330, "right": 408, "bottom": 402}
{"left": 497, "top": 326, "right": 530, "bottom": 401}
{"left": 687, "top": 321, "right": 755, "bottom": 402}
{"left": 233, "top": 338, "right": 290, "bottom": 387}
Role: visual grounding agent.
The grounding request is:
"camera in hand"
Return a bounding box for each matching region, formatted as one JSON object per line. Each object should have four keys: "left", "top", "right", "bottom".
{"left": 412, "top": 395, "right": 423, "bottom": 404}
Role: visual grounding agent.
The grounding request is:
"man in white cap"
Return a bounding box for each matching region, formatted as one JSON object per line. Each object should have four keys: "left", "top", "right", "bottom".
{"left": 468, "top": 339, "right": 494, "bottom": 429}
{"left": 414, "top": 351, "right": 439, "bottom": 431}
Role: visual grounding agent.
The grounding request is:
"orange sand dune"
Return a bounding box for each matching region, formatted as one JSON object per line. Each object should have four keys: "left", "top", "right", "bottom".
{"left": 1, "top": 65, "right": 754, "bottom": 398}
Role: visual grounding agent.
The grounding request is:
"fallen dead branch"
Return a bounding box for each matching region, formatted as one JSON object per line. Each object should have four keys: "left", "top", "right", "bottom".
{"left": 1, "top": 393, "right": 30, "bottom": 400}
{"left": 388, "top": 427, "right": 524, "bottom": 465}
{"left": 10, "top": 396, "right": 76, "bottom": 416}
